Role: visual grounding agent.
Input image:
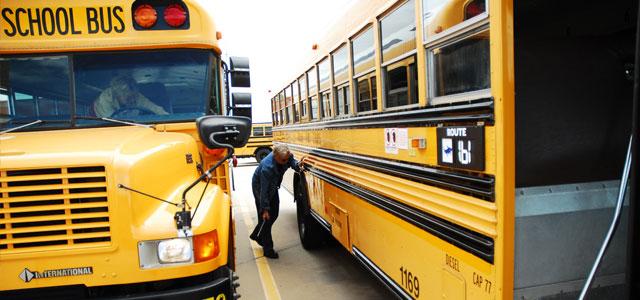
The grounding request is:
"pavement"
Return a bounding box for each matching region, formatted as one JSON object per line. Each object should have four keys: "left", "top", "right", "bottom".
{"left": 230, "top": 159, "right": 392, "bottom": 300}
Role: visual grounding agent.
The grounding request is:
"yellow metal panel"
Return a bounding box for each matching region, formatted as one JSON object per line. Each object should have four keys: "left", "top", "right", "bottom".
{"left": 415, "top": 0, "right": 428, "bottom": 107}
{"left": 308, "top": 175, "right": 325, "bottom": 215}
{"left": 327, "top": 199, "right": 350, "bottom": 249}
{"left": 156, "top": 122, "right": 231, "bottom": 194}
{"left": 442, "top": 269, "right": 466, "bottom": 300}
{"left": 489, "top": 0, "right": 516, "bottom": 298}
{"left": 0, "top": 242, "right": 112, "bottom": 256}
{"left": 294, "top": 151, "right": 497, "bottom": 238}
{"left": 281, "top": 126, "right": 496, "bottom": 176}
{"left": 304, "top": 171, "right": 495, "bottom": 299}
{"left": 373, "top": 20, "right": 384, "bottom": 113}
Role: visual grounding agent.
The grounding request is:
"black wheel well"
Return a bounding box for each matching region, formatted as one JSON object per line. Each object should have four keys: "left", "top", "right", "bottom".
{"left": 293, "top": 173, "right": 300, "bottom": 201}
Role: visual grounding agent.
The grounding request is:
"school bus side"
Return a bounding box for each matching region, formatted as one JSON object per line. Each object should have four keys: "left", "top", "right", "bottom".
{"left": 275, "top": 0, "right": 638, "bottom": 299}
{"left": 272, "top": 0, "right": 505, "bottom": 299}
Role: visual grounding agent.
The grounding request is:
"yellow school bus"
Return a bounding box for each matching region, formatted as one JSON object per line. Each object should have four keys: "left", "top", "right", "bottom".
{"left": 0, "top": 1, "right": 253, "bottom": 299}
{"left": 272, "top": 0, "right": 638, "bottom": 299}
{"left": 233, "top": 123, "right": 273, "bottom": 162}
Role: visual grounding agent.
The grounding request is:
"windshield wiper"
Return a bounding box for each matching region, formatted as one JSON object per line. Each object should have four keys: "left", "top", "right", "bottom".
{"left": 73, "top": 116, "right": 153, "bottom": 128}
{"left": 0, "top": 119, "right": 71, "bottom": 135}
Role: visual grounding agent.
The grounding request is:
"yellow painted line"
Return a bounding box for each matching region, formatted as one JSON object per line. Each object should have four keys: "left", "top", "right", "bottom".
{"left": 238, "top": 194, "right": 282, "bottom": 300}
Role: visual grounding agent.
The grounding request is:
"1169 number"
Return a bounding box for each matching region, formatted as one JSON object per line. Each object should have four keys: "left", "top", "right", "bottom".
{"left": 399, "top": 266, "right": 420, "bottom": 298}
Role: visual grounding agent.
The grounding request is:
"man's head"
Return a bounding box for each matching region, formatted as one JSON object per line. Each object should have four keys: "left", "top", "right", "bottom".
{"left": 110, "top": 75, "right": 138, "bottom": 105}
{"left": 272, "top": 144, "right": 291, "bottom": 165}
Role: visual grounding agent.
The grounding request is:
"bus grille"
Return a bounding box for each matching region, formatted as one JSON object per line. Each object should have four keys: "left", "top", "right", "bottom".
{"left": 0, "top": 166, "right": 111, "bottom": 254}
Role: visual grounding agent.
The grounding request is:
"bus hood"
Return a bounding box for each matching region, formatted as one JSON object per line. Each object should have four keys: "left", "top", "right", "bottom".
{"left": 0, "top": 126, "right": 206, "bottom": 239}
{"left": 0, "top": 126, "right": 197, "bottom": 168}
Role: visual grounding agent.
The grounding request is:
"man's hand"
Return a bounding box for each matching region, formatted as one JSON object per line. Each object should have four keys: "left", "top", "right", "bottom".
{"left": 262, "top": 210, "right": 270, "bottom": 221}
{"left": 298, "top": 156, "right": 308, "bottom": 171}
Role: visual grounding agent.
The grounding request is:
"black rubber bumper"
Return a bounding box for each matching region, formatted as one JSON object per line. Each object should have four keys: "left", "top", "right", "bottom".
{"left": 0, "top": 266, "right": 237, "bottom": 300}
{"left": 103, "top": 267, "right": 233, "bottom": 300}
{"left": 105, "top": 277, "right": 229, "bottom": 300}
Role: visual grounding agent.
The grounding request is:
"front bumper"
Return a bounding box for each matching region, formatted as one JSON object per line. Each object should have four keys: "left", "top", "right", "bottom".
{"left": 0, "top": 266, "right": 238, "bottom": 300}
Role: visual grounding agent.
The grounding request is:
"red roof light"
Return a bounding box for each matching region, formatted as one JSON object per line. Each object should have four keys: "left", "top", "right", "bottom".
{"left": 134, "top": 4, "right": 158, "bottom": 29}
{"left": 464, "top": 0, "right": 486, "bottom": 20}
{"left": 164, "top": 4, "right": 187, "bottom": 28}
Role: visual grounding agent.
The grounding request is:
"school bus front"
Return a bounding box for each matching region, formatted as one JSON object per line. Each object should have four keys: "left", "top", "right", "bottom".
{"left": 0, "top": 0, "right": 244, "bottom": 298}
{"left": 0, "top": 126, "right": 235, "bottom": 299}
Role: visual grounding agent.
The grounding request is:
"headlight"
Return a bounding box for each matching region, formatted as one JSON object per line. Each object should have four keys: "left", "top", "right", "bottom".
{"left": 158, "top": 238, "right": 193, "bottom": 263}
{"left": 138, "top": 237, "right": 194, "bottom": 269}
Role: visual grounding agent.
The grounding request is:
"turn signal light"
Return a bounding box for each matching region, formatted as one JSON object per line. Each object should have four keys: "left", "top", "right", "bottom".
{"left": 194, "top": 229, "right": 220, "bottom": 263}
{"left": 164, "top": 4, "right": 187, "bottom": 27}
{"left": 134, "top": 4, "right": 158, "bottom": 29}
{"left": 232, "top": 155, "right": 238, "bottom": 167}
{"left": 204, "top": 147, "right": 226, "bottom": 158}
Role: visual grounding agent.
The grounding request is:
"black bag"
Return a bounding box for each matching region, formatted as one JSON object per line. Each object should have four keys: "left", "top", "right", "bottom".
{"left": 249, "top": 220, "right": 267, "bottom": 246}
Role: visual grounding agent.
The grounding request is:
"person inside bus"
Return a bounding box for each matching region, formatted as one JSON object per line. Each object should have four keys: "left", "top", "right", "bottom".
{"left": 250, "top": 144, "right": 307, "bottom": 259}
{"left": 93, "top": 75, "right": 169, "bottom": 117}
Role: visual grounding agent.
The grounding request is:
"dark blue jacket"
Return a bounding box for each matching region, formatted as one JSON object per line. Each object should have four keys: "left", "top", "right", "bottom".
{"left": 252, "top": 152, "right": 301, "bottom": 212}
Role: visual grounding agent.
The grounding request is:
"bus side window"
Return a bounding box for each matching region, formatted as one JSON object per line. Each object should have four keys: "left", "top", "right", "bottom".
{"left": 380, "top": 0, "right": 418, "bottom": 109}
{"left": 252, "top": 126, "right": 264, "bottom": 137}
{"left": 428, "top": 29, "right": 490, "bottom": 103}
{"left": 0, "top": 91, "right": 8, "bottom": 116}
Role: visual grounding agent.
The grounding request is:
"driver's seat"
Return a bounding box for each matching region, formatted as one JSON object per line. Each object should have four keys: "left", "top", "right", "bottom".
{"left": 138, "top": 82, "right": 172, "bottom": 113}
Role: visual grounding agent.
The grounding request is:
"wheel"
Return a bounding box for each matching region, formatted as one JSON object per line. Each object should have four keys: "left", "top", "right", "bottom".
{"left": 294, "top": 173, "right": 328, "bottom": 249}
{"left": 255, "top": 147, "right": 271, "bottom": 163}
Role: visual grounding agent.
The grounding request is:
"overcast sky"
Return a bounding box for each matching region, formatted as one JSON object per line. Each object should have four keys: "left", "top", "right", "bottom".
{"left": 202, "top": 0, "right": 355, "bottom": 123}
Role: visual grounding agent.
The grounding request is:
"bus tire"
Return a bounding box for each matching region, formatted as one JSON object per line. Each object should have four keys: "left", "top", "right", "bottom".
{"left": 294, "top": 172, "right": 327, "bottom": 250}
{"left": 255, "top": 147, "right": 271, "bottom": 163}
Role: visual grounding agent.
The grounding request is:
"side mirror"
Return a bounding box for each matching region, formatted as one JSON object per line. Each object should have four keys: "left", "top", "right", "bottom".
{"left": 232, "top": 92, "right": 252, "bottom": 120}
{"left": 230, "top": 57, "right": 250, "bottom": 88}
{"left": 196, "top": 116, "right": 251, "bottom": 149}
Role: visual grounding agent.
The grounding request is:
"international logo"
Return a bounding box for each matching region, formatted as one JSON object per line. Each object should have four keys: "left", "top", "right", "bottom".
{"left": 19, "top": 267, "right": 93, "bottom": 283}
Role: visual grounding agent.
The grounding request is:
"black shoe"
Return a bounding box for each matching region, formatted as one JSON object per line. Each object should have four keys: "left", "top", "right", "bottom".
{"left": 263, "top": 249, "right": 279, "bottom": 259}
{"left": 249, "top": 233, "right": 263, "bottom": 246}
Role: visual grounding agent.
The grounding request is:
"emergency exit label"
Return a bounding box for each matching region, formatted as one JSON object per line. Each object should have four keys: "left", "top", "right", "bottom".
{"left": 437, "top": 126, "right": 484, "bottom": 171}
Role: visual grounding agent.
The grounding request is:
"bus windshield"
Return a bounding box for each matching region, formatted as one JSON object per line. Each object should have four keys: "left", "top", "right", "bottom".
{"left": 0, "top": 49, "right": 219, "bottom": 131}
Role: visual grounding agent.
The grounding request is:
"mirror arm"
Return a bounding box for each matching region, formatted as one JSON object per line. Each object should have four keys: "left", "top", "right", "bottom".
{"left": 176, "top": 131, "right": 238, "bottom": 232}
